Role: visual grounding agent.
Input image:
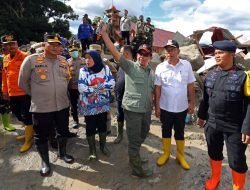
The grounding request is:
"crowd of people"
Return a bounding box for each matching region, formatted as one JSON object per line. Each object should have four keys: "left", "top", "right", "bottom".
{"left": 0, "top": 10, "right": 250, "bottom": 190}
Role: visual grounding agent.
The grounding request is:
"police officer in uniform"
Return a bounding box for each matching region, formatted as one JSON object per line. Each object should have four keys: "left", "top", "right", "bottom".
{"left": 18, "top": 34, "right": 74, "bottom": 177}
{"left": 101, "top": 24, "right": 154, "bottom": 178}
{"left": 197, "top": 40, "right": 250, "bottom": 190}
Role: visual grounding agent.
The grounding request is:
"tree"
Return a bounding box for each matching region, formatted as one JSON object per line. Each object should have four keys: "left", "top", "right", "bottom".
{"left": 0, "top": 0, "right": 78, "bottom": 45}
{"left": 92, "top": 16, "right": 102, "bottom": 25}
{"left": 130, "top": 16, "right": 138, "bottom": 23}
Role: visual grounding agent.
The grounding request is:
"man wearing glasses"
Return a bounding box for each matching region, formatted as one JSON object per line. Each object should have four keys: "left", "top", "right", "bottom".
{"left": 101, "top": 24, "right": 154, "bottom": 178}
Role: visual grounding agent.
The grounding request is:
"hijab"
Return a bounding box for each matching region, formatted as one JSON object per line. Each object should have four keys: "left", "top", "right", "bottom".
{"left": 84, "top": 50, "right": 104, "bottom": 73}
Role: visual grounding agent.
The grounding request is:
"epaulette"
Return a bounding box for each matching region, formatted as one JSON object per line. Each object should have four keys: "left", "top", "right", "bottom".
{"left": 235, "top": 63, "right": 246, "bottom": 70}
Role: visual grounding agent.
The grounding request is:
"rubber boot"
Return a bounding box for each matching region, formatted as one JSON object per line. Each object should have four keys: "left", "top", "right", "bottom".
{"left": 87, "top": 136, "right": 97, "bottom": 160}
{"left": 106, "top": 112, "right": 111, "bottom": 135}
{"left": 16, "top": 135, "right": 25, "bottom": 141}
{"left": 20, "top": 125, "right": 33, "bottom": 153}
{"left": 113, "top": 121, "right": 124, "bottom": 144}
{"left": 1, "top": 113, "right": 16, "bottom": 131}
{"left": 129, "top": 155, "right": 153, "bottom": 178}
{"left": 156, "top": 138, "right": 171, "bottom": 166}
{"left": 57, "top": 137, "right": 74, "bottom": 164}
{"left": 232, "top": 170, "right": 246, "bottom": 190}
{"left": 37, "top": 143, "right": 51, "bottom": 177}
{"left": 99, "top": 133, "right": 110, "bottom": 156}
{"left": 175, "top": 140, "right": 190, "bottom": 170}
{"left": 205, "top": 159, "right": 222, "bottom": 190}
{"left": 72, "top": 116, "right": 79, "bottom": 129}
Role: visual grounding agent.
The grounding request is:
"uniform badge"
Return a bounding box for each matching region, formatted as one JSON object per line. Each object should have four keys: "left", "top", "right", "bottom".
{"left": 36, "top": 56, "right": 45, "bottom": 64}
{"left": 40, "top": 74, "right": 47, "bottom": 80}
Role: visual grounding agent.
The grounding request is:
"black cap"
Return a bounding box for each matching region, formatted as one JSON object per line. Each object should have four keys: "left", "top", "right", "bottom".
{"left": 138, "top": 44, "right": 152, "bottom": 54}
{"left": 164, "top": 40, "right": 179, "bottom": 48}
{"left": 1, "top": 35, "right": 17, "bottom": 44}
{"left": 146, "top": 17, "right": 151, "bottom": 21}
{"left": 213, "top": 40, "right": 236, "bottom": 53}
{"left": 44, "top": 33, "right": 62, "bottom": 44}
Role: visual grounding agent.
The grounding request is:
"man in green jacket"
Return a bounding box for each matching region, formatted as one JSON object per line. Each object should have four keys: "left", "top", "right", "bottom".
{"left": 101, "top": 24, "right": 154, "bottom": 177}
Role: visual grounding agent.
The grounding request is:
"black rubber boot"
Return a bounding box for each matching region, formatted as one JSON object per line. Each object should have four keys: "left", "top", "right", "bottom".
{"left": 57, "top": 137, "right": 74, "bottom": 164}
{"left": 72, "top": 117, "right": 79, "bottom": 129}
{"left": 37, "top": 143, "right": 51, "bottom": 177}
{"left": 87, "top": 136, "right": 97, "bottom": 160}
{"left": 99, "top": 133, "right": 110, "bottom": 156}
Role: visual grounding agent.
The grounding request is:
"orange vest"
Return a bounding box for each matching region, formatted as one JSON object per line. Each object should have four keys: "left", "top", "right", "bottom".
{"left": 2, "top": 49, "right": 28, "bottom": 96}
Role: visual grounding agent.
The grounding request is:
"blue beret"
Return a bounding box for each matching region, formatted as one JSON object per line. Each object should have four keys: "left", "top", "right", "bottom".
{"left": 213, "top": 40, "right": 236, "bottom": 53}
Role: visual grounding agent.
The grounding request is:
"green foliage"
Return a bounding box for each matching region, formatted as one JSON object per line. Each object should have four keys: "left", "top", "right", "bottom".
{"left": 92, "top": 16, "right": 102, "bottom": 25}
{"left": 0, "top": 0, "right": 78, "bottom": 45}
{"left": 130, "top": 16, "right": 138, "bottom": 23}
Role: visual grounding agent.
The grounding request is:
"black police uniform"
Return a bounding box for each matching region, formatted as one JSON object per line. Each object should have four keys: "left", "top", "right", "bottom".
{"left": 198, "top": 65, "right": 250, "bottom": 173}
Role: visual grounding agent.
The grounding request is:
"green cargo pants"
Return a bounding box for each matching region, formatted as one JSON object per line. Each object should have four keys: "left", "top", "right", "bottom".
{"left": 124, "top": 109, "right": 152, "bottom": 158}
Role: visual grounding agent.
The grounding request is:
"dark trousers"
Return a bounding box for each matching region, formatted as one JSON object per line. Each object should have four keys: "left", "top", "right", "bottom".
{"left": 85, "top": 112, "right": 107, "bottom": 136}
{"left": 116, "top": 100, "right": 124, "bottom": 122}
{"left": 9, "top": 95, "right": 32, "bottom": 125}
{"left": 160, "top": 109, "right": 187, "bottom": 140}
{"left": 205, "top": 126, "right": 248, "bottom": 173}
{"left": 80, "top": 38, "right": 91, "bottom": 54}
{"left": 32, "top": 107, "right": 69, "bottom": 145}
{"left": 121, "top": 31, "right": 130, "bottom": 45}
{"left": 0, "top": 96, "right": 10, "bottom": 114}
{"left": 68, "top": 89, "right": 79, "bottom": 122}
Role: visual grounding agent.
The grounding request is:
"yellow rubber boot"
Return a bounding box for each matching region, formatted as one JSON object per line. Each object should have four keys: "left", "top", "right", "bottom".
{"left": 205, "top": 159, "right": 222, "bottom": 190}
{"left": 16, "top": 135, "right": 25, "bottom": 141}
{"left": 232, "top": 170, "right": 246, "bottom": 190}
{"left": 156, "top": 138, "right": 171, "bottom": 166}
{"left": 20, "top": 125, "right": 33, "bottom": 153}
{"left": 175, "top": 140, "right": 190, "bottom": 170}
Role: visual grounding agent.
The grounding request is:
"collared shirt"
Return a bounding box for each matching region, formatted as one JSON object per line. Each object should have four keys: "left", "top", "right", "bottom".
{"left": 155, "top": 59, "right": 195, "bottom": 113}
{"left": 120, "top": 16, "right": 131, "bottom": 32}
{"left": 18, "top": 53, "right": 70, "bottom": 113}
{"left": 118, "top": 56, "right": 155, "bottom": 113}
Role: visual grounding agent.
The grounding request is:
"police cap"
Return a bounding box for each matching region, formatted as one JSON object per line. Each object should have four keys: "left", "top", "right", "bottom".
{"left": 213, "top": 40, "right": 236, "bottom": 53}
{"left": 1, "top": 35, "right": 17, "bottom": 44}
{"left": 44, "top": 33, "right": 62, "bottom": 45}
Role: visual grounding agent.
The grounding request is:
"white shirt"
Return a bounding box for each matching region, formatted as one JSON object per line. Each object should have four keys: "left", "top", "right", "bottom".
{"left": 120, "top": 16, "right": 131, "bottom": 31}
{"left": 154, "top": 59, "right": 195, "bottom": 113}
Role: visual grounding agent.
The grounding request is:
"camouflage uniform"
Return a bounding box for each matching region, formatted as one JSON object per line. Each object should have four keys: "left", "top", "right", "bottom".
{"left": 144, "top": 24, "right": 155, "bottom": 47}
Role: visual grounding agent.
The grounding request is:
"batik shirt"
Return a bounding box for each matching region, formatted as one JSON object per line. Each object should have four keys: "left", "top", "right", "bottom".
{"left": 78, "top": 65, "right": 115, "bottom": 116}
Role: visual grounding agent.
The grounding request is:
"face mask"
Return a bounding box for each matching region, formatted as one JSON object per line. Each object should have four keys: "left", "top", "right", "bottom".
{"left": 71, "top": 51, "right": 79, "bottom": 58}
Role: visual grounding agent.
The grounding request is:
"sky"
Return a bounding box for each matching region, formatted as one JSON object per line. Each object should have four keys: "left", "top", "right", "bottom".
{"left": 66, "top": 0, "right": 250, "bottom": 44}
